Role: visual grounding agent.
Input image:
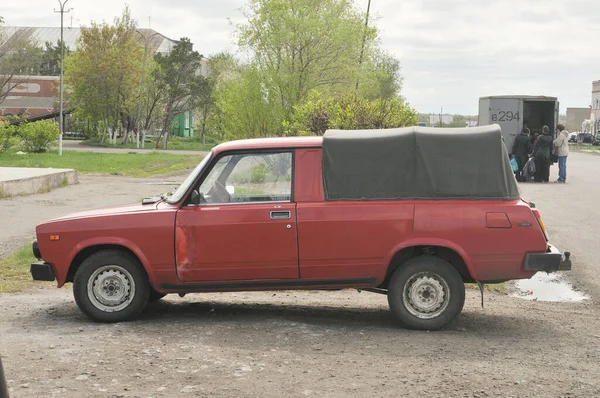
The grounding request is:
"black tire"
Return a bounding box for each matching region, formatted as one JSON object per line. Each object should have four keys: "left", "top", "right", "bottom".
{"left": 148, "top": 287, "right": 166, "bottom": 302}
{"left": 73, "top": 250, "right": 150, "bottom": 322}
{"left": 387, "top": 255, "right": 465, "bottom": 330}
{"left": 0, "top": 355, "right": 8, "bottom": 398}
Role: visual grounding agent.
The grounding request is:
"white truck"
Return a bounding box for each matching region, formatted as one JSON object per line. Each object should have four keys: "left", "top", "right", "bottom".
{"left": 478, "top": 95, "right": 560, "bottom": 151}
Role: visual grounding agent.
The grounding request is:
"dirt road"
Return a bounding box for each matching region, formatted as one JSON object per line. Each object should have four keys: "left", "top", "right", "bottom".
{"left": 1, "top": 152, "right": 599, "bottom": 397}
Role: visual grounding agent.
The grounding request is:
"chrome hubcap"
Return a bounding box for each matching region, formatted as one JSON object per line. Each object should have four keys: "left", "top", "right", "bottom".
{"left": 402, "top": 272, "right": 450, "bottom": 319}
{"left": 87, "top": 265, "right": 135, "bottom": 312}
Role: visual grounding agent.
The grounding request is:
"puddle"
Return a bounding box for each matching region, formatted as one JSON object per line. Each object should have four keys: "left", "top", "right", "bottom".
{"left": 512, "top": 273, "right": 589, "bottom": 302}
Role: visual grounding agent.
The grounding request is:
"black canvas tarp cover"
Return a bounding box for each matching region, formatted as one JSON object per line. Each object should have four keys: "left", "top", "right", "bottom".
{"left": 322, "top": 124, "right": 520, "bottom": 200}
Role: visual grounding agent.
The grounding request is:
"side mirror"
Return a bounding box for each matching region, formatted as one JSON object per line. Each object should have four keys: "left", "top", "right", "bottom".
{"left": 226, "top": 185, "right": 235, "bottom": 195}
{"left": 190, "top": 189, "right": 200, "bottom": 205}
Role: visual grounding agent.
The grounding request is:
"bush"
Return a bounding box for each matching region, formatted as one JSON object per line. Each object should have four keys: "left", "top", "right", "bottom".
{"left": 17, "top": 120, "right": 60, "bottom": 153}
{"left": 0, "top": 122, "right": 17, "bottom": 154}
{"left": 287, "top": 91, "right": 419, "bottom": 136}
{"left": 250, "top": 165, "right": 267, "bottom": 183}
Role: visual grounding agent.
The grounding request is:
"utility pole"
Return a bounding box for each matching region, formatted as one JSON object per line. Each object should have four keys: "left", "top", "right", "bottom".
{"left": 55, "top": 0, "right": 70, "bottom": 156}
{"left": 355, "top": 0, "right": 372, "bottom": 93}
{"left": 135, "top": 29, "right": 160, "bottom": 148}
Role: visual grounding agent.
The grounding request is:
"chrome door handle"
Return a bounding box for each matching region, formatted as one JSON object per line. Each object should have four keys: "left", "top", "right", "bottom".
{"left": 270, "top": 210, "right": 291, "bottom": 219}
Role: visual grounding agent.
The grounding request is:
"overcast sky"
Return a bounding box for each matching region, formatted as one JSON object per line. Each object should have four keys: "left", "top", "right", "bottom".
{"left": 2, "top": 0, "right": 598, "bottom": 115}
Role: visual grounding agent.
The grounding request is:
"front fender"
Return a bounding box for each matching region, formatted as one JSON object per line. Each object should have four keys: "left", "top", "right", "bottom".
{"left": 60, "top": 237, "right": 156, "bottom": 287}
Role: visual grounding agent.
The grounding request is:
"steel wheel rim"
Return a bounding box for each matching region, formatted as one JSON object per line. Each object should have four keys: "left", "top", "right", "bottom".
{"left": 402, "top": 272, "right": 450, "bottom": 320}
{"left": 87, "top": 265, "right": 136, "bottom": 313}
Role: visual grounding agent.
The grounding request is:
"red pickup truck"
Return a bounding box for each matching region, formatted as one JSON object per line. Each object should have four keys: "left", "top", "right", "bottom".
{"left": 30, "top": 125, "right": 571, "bottom": 330}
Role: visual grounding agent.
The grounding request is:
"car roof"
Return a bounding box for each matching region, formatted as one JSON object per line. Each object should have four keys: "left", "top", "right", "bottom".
{"left": 212, "top": 136, "right": 323, "bottom": 154}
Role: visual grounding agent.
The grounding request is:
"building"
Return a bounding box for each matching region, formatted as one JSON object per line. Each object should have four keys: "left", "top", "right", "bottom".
{"left": 429, "top": 114, "right": 454, "bottom": 126}
{"left": 0, "top": 26, "right": 174, "bottom": 57}
{"left": 566, "top": 107, "right": 591, "bottom": 132}
{"left": 0, "top": 26, "right": 177, "bottom": 122}
{"left": 0, "top": 76, "right": 58, "bottom": 117}
{"left": 465, "top": 116, "right": 478, "bottom": 127}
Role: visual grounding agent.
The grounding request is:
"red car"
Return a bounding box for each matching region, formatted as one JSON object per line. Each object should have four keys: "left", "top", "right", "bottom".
{"left": 30, "top": 125, "right": 571, "bottom": 330}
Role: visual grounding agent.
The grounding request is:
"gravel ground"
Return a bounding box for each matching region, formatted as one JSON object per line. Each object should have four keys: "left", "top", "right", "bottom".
{"left": 1, "top": 152, "right": 599, "bottom": 397}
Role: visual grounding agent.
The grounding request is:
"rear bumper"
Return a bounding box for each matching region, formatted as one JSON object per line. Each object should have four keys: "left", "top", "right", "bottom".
{"left": 523, "top": 245, "right": 571, "bottom": 272}
{"left": 30, "top": 261, "right": 56, "bottom": 281}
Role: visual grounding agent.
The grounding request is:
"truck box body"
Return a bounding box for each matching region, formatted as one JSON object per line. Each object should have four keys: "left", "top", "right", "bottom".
{"left": 478, "top": 95, "right": 559, "bottom": 152}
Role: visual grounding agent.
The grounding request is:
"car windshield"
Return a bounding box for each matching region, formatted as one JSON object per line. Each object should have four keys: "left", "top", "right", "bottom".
{"left": 166, "top": 151, "right": 213, "bottom": 204}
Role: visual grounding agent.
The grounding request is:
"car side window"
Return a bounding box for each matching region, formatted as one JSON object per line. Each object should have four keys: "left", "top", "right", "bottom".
{"left": 197, "top": 152, "right": 292, "bottom": 204}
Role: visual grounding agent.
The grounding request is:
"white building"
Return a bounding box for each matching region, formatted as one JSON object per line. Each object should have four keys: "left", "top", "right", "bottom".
{"left": 429, "top": 114, "right": 454, "bottom": 125}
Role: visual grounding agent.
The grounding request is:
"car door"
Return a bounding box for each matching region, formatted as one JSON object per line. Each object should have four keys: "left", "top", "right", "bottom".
{"left": 175, "top": 150, "right": 299, "bottom": 282}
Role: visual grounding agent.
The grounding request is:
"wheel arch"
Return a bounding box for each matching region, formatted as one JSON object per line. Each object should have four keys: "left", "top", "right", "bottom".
{"left": 65, "top": 239, "right": 154, "bottom": 287}
{"left": 381, "top": 241, "right": 476, "bottom": 289}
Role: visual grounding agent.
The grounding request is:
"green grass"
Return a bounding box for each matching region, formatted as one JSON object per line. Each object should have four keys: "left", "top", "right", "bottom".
{"left": 0, "top": 150, "right": 202, "bottom": 177}
{"left": 83, "top": 137, "right": 219, "bottom": 152}
{"left": 235, "top": 187, "right": 269, "bottom": 195}
{"left": 569, "top": 143, "right": 600, "bottom": 154}
{"left": 0, "top": 245, "right": 54, "bottom": 293}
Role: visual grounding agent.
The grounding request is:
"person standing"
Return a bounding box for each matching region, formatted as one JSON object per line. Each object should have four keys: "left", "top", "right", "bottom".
{"left": 532, "top": 125, "right": 553, "bottom": 182}
{"left": 553, "top": 123, "right": 569, "bottom": 183}
{"left": 511, "top": 127, "right": 533, "bottom": 181}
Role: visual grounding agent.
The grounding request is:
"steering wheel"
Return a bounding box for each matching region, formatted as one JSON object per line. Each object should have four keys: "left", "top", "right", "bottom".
{"left": 212, "top": 180, "right": 231, "bottom": 203}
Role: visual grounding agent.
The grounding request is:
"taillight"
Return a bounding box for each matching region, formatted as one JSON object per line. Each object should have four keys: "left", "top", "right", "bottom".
{"left": 532, "top": 209, "right": 549, "bottom": 241}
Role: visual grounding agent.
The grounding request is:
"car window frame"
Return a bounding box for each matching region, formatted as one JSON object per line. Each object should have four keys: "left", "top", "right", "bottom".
{"left": 181, "top": 148, "right": 296, "bottom": 207}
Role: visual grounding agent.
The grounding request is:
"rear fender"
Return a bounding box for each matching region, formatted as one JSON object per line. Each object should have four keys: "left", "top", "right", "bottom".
{"left": 383, "top": 238, "right": 477, "bottom": 280}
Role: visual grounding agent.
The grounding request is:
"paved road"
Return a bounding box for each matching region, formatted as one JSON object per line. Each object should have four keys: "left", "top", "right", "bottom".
{"left": 0, "top": 173, "right": 188, "bottom": 260}
{"left": 518, "top": 150, "right": 600, "bottom": 298}
{"left": 60, "top": 140, "right": 209, "bottom": 156}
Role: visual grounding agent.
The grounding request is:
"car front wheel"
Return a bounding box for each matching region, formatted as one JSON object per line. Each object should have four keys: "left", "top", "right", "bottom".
{"left": 73, "top": 250, "right": 150, "bottom": 322}
{"left": 387, "top": 255, "right": 465, "bottom": 330}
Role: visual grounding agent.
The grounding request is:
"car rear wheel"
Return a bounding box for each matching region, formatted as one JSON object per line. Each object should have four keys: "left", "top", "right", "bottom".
{"left": 387, "top": 255, "right": 465, "bottom": 330}
{"left": 73, "top": 250, "right": 149, "bottom": 322}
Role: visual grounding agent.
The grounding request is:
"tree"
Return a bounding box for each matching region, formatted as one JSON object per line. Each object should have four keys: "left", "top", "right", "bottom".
{"left": 64, "top": 7, "right": 143, "bottom": 143}
{"left": 288, "top": 91, "right": 418, "bottom": 136}
{"left": 39, "top": 40, "right": 70, "bottom": 76}
{"left": 446, "top": 115, "right": 472, "bottom": 128}
{"left": 214, "top": 64, "right": 285, "bottom": 140}
{"left": 195, "top": 52, "right": 239, "bottom": 145}
{"left": 154, "top": 37, "right": 206, "bottom": 149}
{"left": 0, "top": 18, "right": 43, "bottom": 105}
{"left": 236, "top": 0, "right": 377, "bottom": 121}
{"left": 357, "top": 49, "right": 403, "bottom": 101}
{"left": 139, "top": 58, "right": 166, "bottom": 135}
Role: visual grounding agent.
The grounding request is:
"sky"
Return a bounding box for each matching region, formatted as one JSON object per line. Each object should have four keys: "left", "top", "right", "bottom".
{"left": 2, "top": 0, "right": 599, "bottom": 115}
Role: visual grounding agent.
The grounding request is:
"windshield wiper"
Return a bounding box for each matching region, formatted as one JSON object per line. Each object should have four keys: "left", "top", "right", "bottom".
{"left": 142, "top": 190, "right": 174, "bottom": 205}
{"left": 142, "top": 196, "right": 162, "bottom": 205}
